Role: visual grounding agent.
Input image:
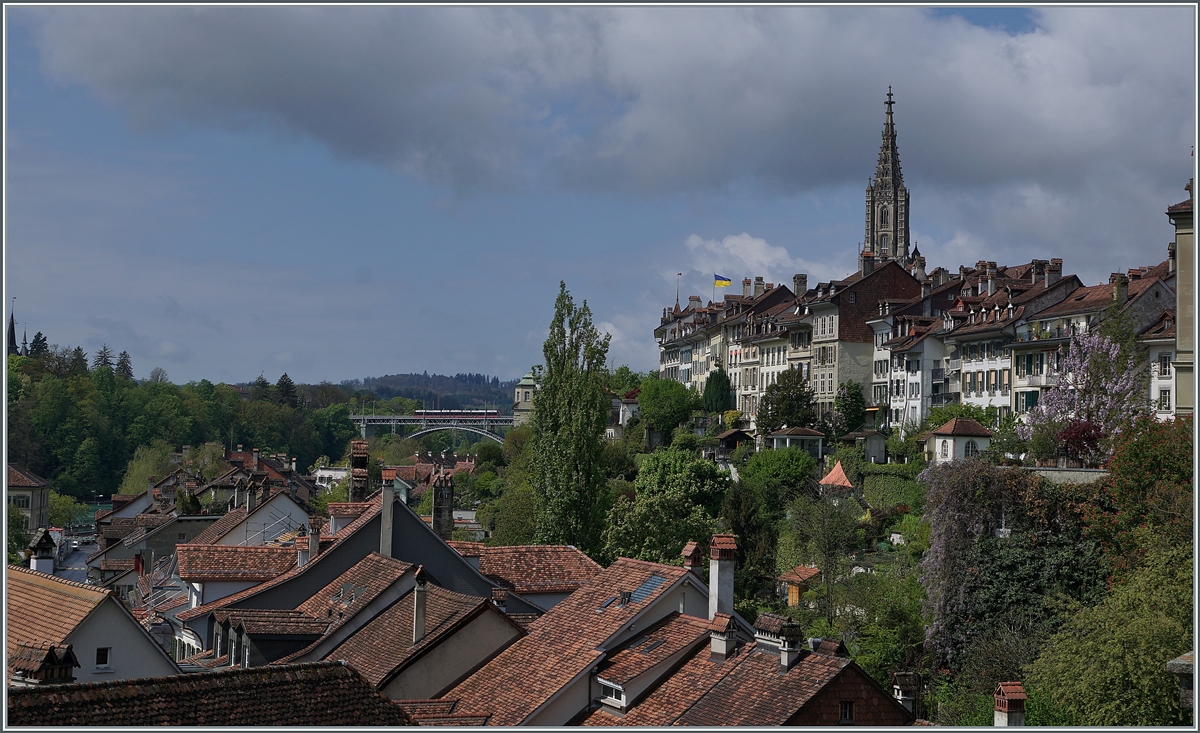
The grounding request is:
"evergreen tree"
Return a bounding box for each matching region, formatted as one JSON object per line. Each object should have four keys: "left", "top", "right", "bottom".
{"left": 275, "top": 372, "right": 298, "bottom": 407}
{"left": 28, "top": 332, "right": 48, "bottom": 358}
{"left": 756, "top": 367, "right": 817, "bottom": 435}
{"left": 702, "top": 366, "right": 732, "bottom": 414}
{"left": 530, "top": 282, "right": 611, "bottom": 552}
{"left": 115, "top": 351, "right": 134, "bottom": 380}
{"left": 68, "top": 347, "right": 88, "bottom": 376}
{"left": 250, "top": 373, "right": 272, "bottom": 401}
{"left": 91, "top": 344, "right": 114, "bottom": 370}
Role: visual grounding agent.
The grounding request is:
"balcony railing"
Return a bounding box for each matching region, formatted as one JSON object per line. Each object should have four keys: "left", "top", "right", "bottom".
{"left": 1017, "top": 373, "right": 1057, "bottom": 387}
{"left": 931, "top": 368, "right": 946, "bottom": 381}
{"left": 948, "top": 359, "right": 962, "bottom": 371}
{"left": 928, "top": 392, "right": 962, "bottom": 407}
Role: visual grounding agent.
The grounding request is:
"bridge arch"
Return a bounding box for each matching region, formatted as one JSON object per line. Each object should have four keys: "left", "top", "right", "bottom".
{"left": 406, "top": 425, "right": 504, "bottom": 444}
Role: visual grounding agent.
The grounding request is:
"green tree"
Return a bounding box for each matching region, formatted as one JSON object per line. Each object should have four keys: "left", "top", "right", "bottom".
{"left": 832, "top": 381, "right": 867, "bottom": 436}
{"left": 637, "top": 374, "right": 699, "bottom": 436}
{"left": 756, "top": 367, "right": 817, "bottom": 435}
{"left": 702, "top": 367, "right": 732, "bottom": 414}
{"left": 1026, "top": 540, "right": 1193, "bottom": 726}
{"left": 608, "top": 365, "right": 644, "bottom": 396}
{"left": 601, "top": 448, "right": 723, "bottom": 564}
{"left": 529, "top": 282, "right": 611, "bottom": 551}
{"left": 175, "top": 486, "right": 202, "bottom": 515}
{"left": 117, "top": 440, "right": 175, "bottom": 496}
{"left": 48, "top": 490, "right": 90, "bottom": 527}
{"left": 8, "top": 508, "right": 29, "bottom": 563}
{"left": 68, "top": 347, "right": 88, "bottom": 376}
{"left": 28, "top": 332, "right": 48, "bottom": 358}
{"left": 781, "top": 494, "right": 860, "bottom": 625}
{"left": 114, "top": 350, "right": 133, "bottom": 380}
{"left": 482, "top": 481, "right": 539, "bottom": 546}
{"left": 69, "top": 437, "right": 103, "bottom": 499}
{"left": 311, "top": 403, "right": 358, "bottom": 462}
{"left": 740, "top": 447, "right": 818, "bottom": 520}
{"left": 91, "top": 344, "right": 114, "bottom": 370}
{"left": 275, "top": 372, "right": 299, "bottom": 408}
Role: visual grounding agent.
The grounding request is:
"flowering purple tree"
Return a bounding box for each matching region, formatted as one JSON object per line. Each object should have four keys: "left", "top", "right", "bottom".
{"left": 1016, "top": 332, "right": 1144, "bottom": 463}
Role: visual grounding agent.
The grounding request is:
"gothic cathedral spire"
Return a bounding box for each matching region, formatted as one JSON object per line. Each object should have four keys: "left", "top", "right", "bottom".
{"left": 862, "top": 87, "right": 910, "bottom": 271}
{"left": 7, "top": 309, "right": 18, "bottom": 357}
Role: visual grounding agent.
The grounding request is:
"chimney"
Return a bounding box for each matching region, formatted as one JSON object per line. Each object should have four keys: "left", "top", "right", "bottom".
{"left": 938, "top": 268, "right": 950, "bottom": 286}
{"left": 709, "top": 612, "right": 734, "bottom": 661}
{"left": 252, "top": 448, "right": 260, "bottom": 470}
{"left": 793, "top": 274, "right": 808, "bottom": 295}
{"left": 133, "top": 552, "right": 144, "bottom": 575}
{"left": 491, "top": 587, "right": 508, "bottom": 614}
{"left": 987, "top": 263, "right": 998, "bottom": 296}
{"left": 959, "top": 265, "right": 970, "bottom": 281}
{"left": 688, "top": 295, "right": 702, "bottom": 311}
{"left": 413, "top": 567, "right": 428, "bottom": 644}
{"left": 708, "top": 534, "right": 737, "bottom": 619}
{"left": 1046, "top": 259, "right": 1062, "bottom": 286}
{"left": 432, "top": 474, "right": 454, "bottom": 541}
{"left": 291, "top": 456, "right": 297, "bottom": 472}
{"left": 236, "top": 444, "right": 243, "bottom": 453}
{"left": 147, "top": 475, "right": 156, "bottom": 492}
{"left": 1110, "top": 272, "right": 1129, "bottom": 306}
{"left": 921, "top": 280, "right": 932, "bottom": 299}
{"left": 779, "top": 624, "right": 805, "bottom": 672}
{"left": 1030, "top": 260, "right": 1046, "bottom": 285}
{"left": 247, "top": 486, "right": 256, "bottom": 514}
{"left": 1169, "top": 241, "right": 1177, "bottom": 274}
{"left": 742, "top": 278, "right": 752, "bottom": 298}
{"left": 681, "top": 541, "right": 703, "bottom": 577}
{"left": 753, "top": 277, "right": 765, "bottom": 298}
{"left": 310, "top": 517, "right": 322, "bottom": 561}
{"left": 296, "top": 524, "right": 310, "bottom": 567}
{"left": 861, "top": 250, "right": 876, "bottom": 276}
{"left": 994, "top": 681, "right": 1027, "bottom": 726}
{"left": 380, "top": 483, "right": 395, "bottom": 557}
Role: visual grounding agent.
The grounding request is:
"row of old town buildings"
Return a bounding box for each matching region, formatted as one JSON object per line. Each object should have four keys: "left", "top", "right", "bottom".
{"left": 655, "top": 93, "right": 1194, "bottom": 435}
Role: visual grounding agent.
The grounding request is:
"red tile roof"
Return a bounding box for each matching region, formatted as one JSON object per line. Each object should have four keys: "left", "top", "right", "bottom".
{"left": 820, "top": 460, "right": 854, "bottom": 488}
{"left": 317, "top": 585, "right": 498, "bottom": 688}
{"left": 448, "top": 558, "right": 689, "bottom": 725}
{"left": 6, "top": 661, "right": 414, "bottom": 726}
{"left": 471, "top": 545, "right": 603, "bottom": 595}
{"left": 187, "top": 507, "right": 247, "bottom": 545}
{"left": 6, "top": 463, "right": 50, "bottom": 488}
{"left": 595, "top": 612, "right": 709, "bottom": 685}
{"left": 7, "top": 566, "right": 111, "bottom": 647}
{"left": 219, "top": 608, "right": 331, "bottom": 636}
{"left": 328, "top": 502, "right": 374, "bottom": 518}
{"left": 778, "top": 565, "right": 821, "bottom": 585}
{"left": 931, "top": 417, "right": 994, "bottom": 438}
{"left": 177, "top": 544, "right": 297, "bottom": 582}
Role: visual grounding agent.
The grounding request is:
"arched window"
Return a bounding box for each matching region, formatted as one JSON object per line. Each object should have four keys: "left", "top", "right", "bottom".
{"left": 880, "top": 206, "right": 889, "bottom": 228}
{"left": 940, "top": 440, "right": 949, "bottom": 458}
{"left": 965, "top": 440, "right": 979, "bottom": 457}
{"left": 879, "top": 234, "right": 890, "bottom": 256}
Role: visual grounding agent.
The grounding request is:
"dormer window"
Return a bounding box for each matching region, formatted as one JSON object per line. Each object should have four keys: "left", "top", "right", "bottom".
{"left": 598, "top": 679, "right": 626, "bottom": 709}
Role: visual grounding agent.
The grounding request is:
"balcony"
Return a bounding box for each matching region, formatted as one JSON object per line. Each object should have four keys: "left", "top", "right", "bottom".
{"left": 1017, "top": 373, "right": 1057, "bottom": 387}
{"left": 948, "top": 359, "right": 962, "bottom": 371}
{"left": 928, "top": 392, "right": 961, "bottom": 407}
{"left": 931, "top": 368, "right": 946, "bottom": 381}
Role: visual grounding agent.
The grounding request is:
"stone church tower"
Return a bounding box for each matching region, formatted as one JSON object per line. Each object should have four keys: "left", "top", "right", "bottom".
{"left": 861, "top": 88, "right": 910, "bottom": 271}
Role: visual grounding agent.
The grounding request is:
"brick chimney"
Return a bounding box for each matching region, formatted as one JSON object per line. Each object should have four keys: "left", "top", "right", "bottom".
{"left": 708, "top": 534, "right": 736, "bottom": 619}
{"left": 861, "top": 250, "right": 875, "bottom": 276}
{"left": 1111, "top": 272, "right": 1129, "bottom": 306}
{"left": 413, "top": 567, "right": 428, "bottom": 644}
{"left": 753, "top": 277, "right": 765, "bottom": 298}
{"left": 742, "top": 278, "right": 752, "bottom": 298}
{"left": 793, "top": 274, "right": 808, "bottom": 295}
{"left": 1030, "top": 260, "right": 1046, "bottom": 285}
{"left": 1046, "top": 258, "right": 1062, "bottom": 286}
{"left": 994, "top": 681, "right": 1027, "bottom": 726}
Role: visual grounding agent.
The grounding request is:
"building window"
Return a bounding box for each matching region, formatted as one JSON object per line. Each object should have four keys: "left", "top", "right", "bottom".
{"left": 965, "top": 440, "right": 979, "bottom": 457}
{"left": 840, "top": 701, "right": 855, "bottom": 723}
{"left": 848, "top": 292, "right": 856, "bottom": 304}
{"left": 941, "top": 440, "right": 949, "bottom": 458}
{"left": 95, "top": 647, "right": 111, "bottom": 668}
{"left": 12, "top": 495, "right": 30, "bottom": 509}
{"left": 1160, "top": 390, "right": 1172, "bottom": 412}
{"left": 880, "top": 206, "right": 889, "bottom": 227}
{"left": 1160, "top": 353, "right": 1172, "bottom": 376}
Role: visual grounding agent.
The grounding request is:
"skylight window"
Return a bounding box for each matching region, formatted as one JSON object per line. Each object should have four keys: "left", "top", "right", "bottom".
{"left": 629, "top": 574, "right": 667, "bottom": 603}
{"left": 597, "top": 597, "right": 617, "bottom": 612}
{"left": 641, "top": 639, "right": 666, "bottom": 654}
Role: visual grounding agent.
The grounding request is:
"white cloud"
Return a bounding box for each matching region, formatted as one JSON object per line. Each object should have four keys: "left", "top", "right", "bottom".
{"left": 683, "top": 232, "right": 846, "bottom": 292}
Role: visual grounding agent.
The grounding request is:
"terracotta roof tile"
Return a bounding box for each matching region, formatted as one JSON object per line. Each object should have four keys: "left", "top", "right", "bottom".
{"left": 6, "top": 566, "right": 111, "bottom": 647}
{"left": 931, "top": 417, "right": 994, "bottom": 437}
{"left": 820, "top": 460, "right": 854, "bottom": 488}
{"left": 5, "top": 661, "right": 414, "bottom": 726}
{"left": 328, "top": 502, "right": 374, "bottom": 518}
{"left": 317, "top": 585, "right": 494, "bottom": 688}
{"left": 472, "top": 545, "right": 603, "bottom": 595}
{"left": 220, "top": 608, "right": 331, "bottom": 636}
{"left": 6, "top": 464, "right": 51, "bottom": 488}
{"left": 778, "top": 565, "right": 820, "bottom": 585}
{"left": 448, "top": 558, "right": 688, "bottom": 725}
{"left": 188, "top": 508, "right": 247, "bottom": 545}
{"left": 595, "top": 612, "right": 709, "bottom": 686}
{"left": 98, "top": 558, "right": 136, "bottom": 572}
{"left": 177, "top": 544, "right": 297, "bottom": 582}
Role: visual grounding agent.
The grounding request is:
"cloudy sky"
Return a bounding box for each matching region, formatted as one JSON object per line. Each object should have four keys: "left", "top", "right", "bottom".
{"left": 4, "top": 6, "right": 1195, "bottom": 385}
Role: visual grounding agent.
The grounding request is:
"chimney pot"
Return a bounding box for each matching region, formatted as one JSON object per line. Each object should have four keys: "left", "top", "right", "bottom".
{"left": 793, "top": 274, "right": 808, "bottom": 295}
{"left": 413, "top": 568, "right": 428, "bottom": 644}
{"left": 753, "top": 276, "right": 765, "bottom": 298}
{"left": 296, "top": 524, "right": 310, "bottom": 567}
{"left": 708, "top": 534, "right": 737, "bottom": 619}
{"left": 861, "top": 250, "right": 876, "bottom": 276}
{"left": 994, "top": 681, "right": 1027, "bottom": 726}
{"left": 742, "top": 278, "right": 752, "bottom": 298}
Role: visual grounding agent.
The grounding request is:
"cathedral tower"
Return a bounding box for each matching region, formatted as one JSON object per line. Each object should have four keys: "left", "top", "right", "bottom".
{"left": 862, "top": 87, "right": 910, "bottom": 271}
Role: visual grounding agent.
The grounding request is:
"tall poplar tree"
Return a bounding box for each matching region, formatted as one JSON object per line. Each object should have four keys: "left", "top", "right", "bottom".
{"left": 530, "top": 282, "right": 611, "bottom": 552}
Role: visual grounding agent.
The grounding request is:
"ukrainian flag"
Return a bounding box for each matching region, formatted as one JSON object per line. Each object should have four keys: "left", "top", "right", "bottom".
{"left": 714, "top": 274, "right": 732, "bottom": 287}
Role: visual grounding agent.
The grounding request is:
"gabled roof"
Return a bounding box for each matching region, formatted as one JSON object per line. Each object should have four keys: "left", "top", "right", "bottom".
{"left": 777, "top": 565, "right": 821, "bottom": 585}
{"left": 6, "top": 565, "right": 111, "bottom": 647}
{"left": 448, "top": 558, "right": 691, "bottom": 725}
{"left": 187, "top": 507, "right": 247, "bottom": 545}
{"left": 1139, "top": 309, "right": 1177, "bottom": 341}
{"left": 470, "top": 545, "right": 603, "bottom": 595}
{"left": 5, "top": 661, "right": 414, "bottom": 726}
{"left": 7, "top": 464, "right": 50, "bottom": 488}
{"left": 177, "top": 544, "right": 297, "bottom": 582}
{"left": 931, "top": 417, "right": 993, "bottom": 438}
{"left": 594, "top": 612, "right": 709, "bottom": 686}
{"left": 769, "top": 427, "right": 825, "bottom": 437}
{"left": 316, "top": 584, "right": 502, "bottom": 689}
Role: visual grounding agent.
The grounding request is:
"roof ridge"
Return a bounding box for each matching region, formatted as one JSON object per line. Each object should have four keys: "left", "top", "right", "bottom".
{"left": 7, "top": 563, "right": 112, "bottom": 598}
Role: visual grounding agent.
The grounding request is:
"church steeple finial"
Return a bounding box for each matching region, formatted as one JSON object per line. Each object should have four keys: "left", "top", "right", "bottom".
{"left": 7, "top": 299, "right": 18, "bottom": 357}
{"left": 885, "top": 86, "right": 894, "bottom": 121}
{"left": 862, "top": 88, "right": 911, "bottom": 272}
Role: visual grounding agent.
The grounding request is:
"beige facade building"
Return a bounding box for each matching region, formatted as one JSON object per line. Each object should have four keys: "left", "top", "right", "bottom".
{"left": 1168, "top": 179, "right": 1193, "bottom": 416}
{"left": 7, "top": 464, "right": 51, "bottom": 532}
